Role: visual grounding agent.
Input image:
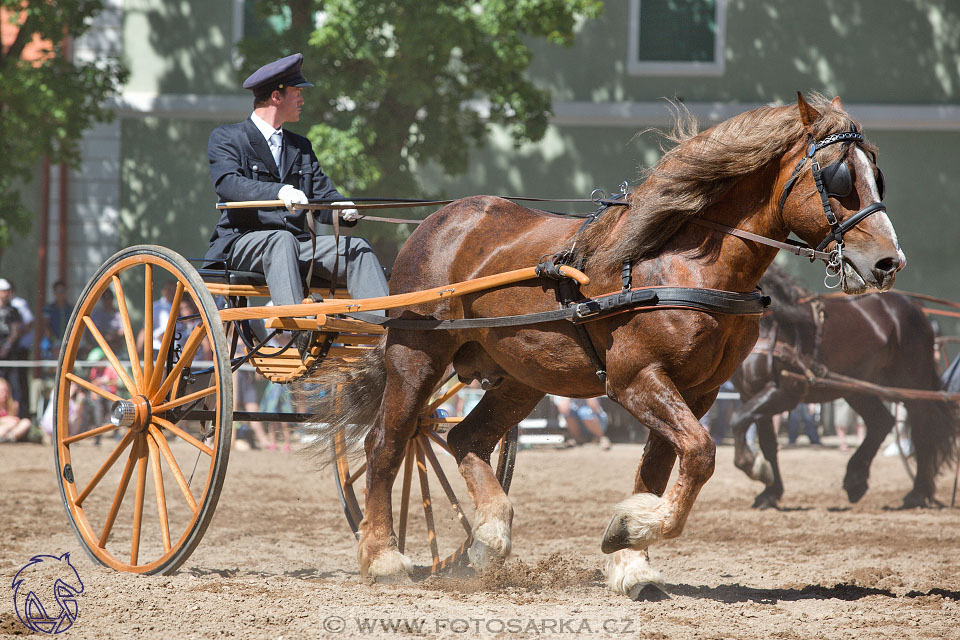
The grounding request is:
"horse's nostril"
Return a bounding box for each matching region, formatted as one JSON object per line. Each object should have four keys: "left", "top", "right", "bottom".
{"left": 874, "top": 257, "right": 898, "bottom": 275}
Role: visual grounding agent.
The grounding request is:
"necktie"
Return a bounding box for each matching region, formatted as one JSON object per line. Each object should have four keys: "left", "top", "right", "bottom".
{"left": 269, "top": 130, "right": 282, "bottom": 168}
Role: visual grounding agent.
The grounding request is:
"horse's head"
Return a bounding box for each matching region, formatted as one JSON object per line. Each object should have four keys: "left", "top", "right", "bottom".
{"left": 779, "top": 93, "right": 904, "bottom": 294}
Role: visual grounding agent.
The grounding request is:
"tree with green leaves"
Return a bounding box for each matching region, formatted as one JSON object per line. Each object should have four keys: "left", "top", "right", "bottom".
{"left": 0, "top": 0, "right": 127, "bottom": 248}
{"left": 238, "top": 0, "right": 603, "bottom": 199}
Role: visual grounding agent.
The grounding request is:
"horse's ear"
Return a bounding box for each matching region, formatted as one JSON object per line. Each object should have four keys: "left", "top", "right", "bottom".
{"left": 796, "top": 91, "right": 821, "bottom": 131}
{"left": 830, "top": 96, "right": 844, "bottom": 110}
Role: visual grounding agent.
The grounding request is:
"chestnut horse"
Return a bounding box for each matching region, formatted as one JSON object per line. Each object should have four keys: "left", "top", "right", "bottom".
{"left": 307, "top": 93, "right": 903, "bottom": 598}
{"left": 729, "top": 265, "right": 957, "bottom": 509}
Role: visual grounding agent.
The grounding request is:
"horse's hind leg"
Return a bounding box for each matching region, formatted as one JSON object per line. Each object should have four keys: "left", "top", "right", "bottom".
{"left": 445, "top": 380, "right": 544, "bottom": 569}
{"left": 359, "top": 341, "right": 452, "bottom": 581}
{"left": 902, "top": 398, "right": 954, "bottom": 508}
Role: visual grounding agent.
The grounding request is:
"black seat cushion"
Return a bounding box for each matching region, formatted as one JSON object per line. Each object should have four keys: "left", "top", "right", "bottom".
{"left": 198, "top": 267, "right": 334, "bottom": 289}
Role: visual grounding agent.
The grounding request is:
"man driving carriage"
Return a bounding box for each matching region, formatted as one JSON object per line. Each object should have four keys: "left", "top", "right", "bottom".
{"left": 204, "top": 52, "right": 389, "bottom": 321}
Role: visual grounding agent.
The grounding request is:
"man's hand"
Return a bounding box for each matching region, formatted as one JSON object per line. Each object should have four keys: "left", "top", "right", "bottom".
{"left": 334, "top": 201, "right": 359, "bottom": 222}
{"left": 278, "top": 184, "right": 308, "bottom": 210}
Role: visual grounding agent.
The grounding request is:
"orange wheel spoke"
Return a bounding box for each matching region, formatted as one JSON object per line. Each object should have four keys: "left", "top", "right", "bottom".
{"left": 76, "top": 430, "right": 135, "bottom": 506}
{"left": 81, "top": 316, "right": 137, "bottom": 396}
{"left": 424, "top": 429, "right": 453, "bottom": 455}
{"left": 143, "top": 264, "right": 154, "bottom": 387}
{"left": 148, "top": 282, "right": 185, "bottom": 395}
{"left": 99, "top": 442, "right": 139, "bottom": 547}
{"left": 397, "top": 442, "right": 415, "bottom": 554}
{"left": 148, "top": 425, "right": 199, "bottom": 513}
{"left": 112, "top": 275, "right": 144, "bottom": 388}
{"left": 131, "top": 436, "right": 149, "bottom": 566}
{"left": 63, "top": 422, "right": 121, "bottom": 445}
{"left": 425, "top": 381, "right": 466, "bottom": 415}
{"left": 150, "top": 325, "right": 206, "bottom": 404}
{"left": 420, "top": 436, "right": 472, "bottom": 536}
{"left": 345, "top": 461, "right": 367, "bottom": 487}
{"left": 153, "top": 385, "right": 217, "bottom": 413}
{"left": 414, "top": 440, "right": 440, "bottom": 564}
{"left": 64, "top": 373, "right": 121, "bottom": 404}
{"left": 147, "top": 433, "right": 172, "bottom": 553}
{"left": 153, "top": 416, "right": 214, "bottom": 456}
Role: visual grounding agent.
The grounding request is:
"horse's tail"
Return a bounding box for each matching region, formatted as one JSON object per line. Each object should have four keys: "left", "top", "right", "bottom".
{"left": 904, "top": 374, "right": 960, "bottom": 497}
{"left": 294, "top": 335, "right": 387, "bottom": 467}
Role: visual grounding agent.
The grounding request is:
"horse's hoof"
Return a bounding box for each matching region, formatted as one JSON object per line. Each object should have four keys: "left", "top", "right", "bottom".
{"left": 371, "top": 573, "right": 413, "bottom": 584}
{"left": 751, "top": 492, "right": 780, "bottom": 510}
{"left": 901, "top": 491, "right": 941, "bottom": 509}
{"left": 468, "top": 521, "right": 511, "bottom": 569}
{"left": 365, "top": 549, "right": 413, "bottom": 583}
{"left": 601, "top": 493, "right": 665, "bottom": 553}
{"left": 844, "top": 477, "right": 868, "bottom": 503}
{"left": 628, "top": 582, "right": 671, "bottom": 602}
{"left": 752, "top": 456, "right": 774, "bottom": 486}
{"left": 604, "top": 549, "right": 665, "bottom": 598}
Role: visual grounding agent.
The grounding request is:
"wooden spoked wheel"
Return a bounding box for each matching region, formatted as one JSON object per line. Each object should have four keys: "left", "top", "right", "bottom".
{"left": 54, "top": 246, "right": 232, "bottom": 574}
{"left": 334, "top": 380, "right": 518, "bottom": 579}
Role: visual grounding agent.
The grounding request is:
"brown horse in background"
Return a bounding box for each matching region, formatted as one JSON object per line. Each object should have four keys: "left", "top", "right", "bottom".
{"left": 729, "top": 265, "right": 957, "bottom": 509}
{"left": 307, "top": 93, "right": 903, "bottom": 598}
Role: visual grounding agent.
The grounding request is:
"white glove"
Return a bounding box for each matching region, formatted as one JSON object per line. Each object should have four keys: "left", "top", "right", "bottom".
{"left": 278, "top": 184, "right": 308, "bottom": 210}
{"left": 334, "top": 201, "right": 359, "bottom": 222}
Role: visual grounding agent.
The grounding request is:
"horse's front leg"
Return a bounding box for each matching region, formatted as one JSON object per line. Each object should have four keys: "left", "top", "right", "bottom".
{"left": 604, "top": 431, "right": 674, "bottom": 600}
{"left": 446, "top": 381, "right": 544, "bottom": 569}
{"left": 601, "top": 369, "right": 716, "bottom": 598}
{"left": 730, "top": 385, "right": 779, "bottom": 486}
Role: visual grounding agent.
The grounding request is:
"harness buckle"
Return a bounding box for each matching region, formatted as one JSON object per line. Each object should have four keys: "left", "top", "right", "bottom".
{"left": 574, "top": 301, "right": 601, "bottom": 319}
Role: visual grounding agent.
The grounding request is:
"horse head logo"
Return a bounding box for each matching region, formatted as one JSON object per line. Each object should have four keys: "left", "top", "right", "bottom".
{"left": 11, "top": 553, "right": 84, "bottom": 634}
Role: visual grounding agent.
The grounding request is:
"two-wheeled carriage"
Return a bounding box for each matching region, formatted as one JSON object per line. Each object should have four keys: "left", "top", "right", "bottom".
{"left": 52, "top": 208, "right": 588, "bottom": 575}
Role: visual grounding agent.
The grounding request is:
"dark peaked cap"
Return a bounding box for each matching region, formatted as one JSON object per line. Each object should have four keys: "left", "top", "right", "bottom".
{"left": 242, "top": 53, "right": 313, "bottom": 93}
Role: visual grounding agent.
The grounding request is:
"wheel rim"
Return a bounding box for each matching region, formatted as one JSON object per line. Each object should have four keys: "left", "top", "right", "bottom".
{"left": 54, "top": 247, "right": 231, "bottom": 574}
{"left": 334, "top": 380, "right": 518, "bottom": 579}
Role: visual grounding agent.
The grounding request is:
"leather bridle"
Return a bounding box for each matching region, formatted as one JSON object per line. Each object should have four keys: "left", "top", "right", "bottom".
{"left": 778, "top": 125, "right": 888, "bottom": 254}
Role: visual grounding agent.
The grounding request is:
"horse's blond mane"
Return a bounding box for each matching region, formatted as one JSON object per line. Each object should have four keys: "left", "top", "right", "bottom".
{"left": 563, "top": 93, "right": 859, "bottom": 271}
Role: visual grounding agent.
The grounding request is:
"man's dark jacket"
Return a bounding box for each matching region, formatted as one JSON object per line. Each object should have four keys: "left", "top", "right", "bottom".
{"left": 204, "top": 117, "right": 355, "bottom": 266}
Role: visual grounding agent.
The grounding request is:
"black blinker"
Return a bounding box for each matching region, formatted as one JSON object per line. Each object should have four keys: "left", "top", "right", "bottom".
{"left": 821, "top": 159, "right": 853, "bottom": 198}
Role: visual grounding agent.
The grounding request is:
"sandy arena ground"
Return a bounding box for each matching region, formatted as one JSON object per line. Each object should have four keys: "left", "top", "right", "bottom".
{"left": 3, "top": 436, "right": 960, "bottom": 639}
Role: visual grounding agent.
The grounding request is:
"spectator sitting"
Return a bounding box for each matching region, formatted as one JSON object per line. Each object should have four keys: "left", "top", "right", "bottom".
{"left": 0, "top": 279, "right": 24, "bottom": 406}
{"left": 7, "top": 281, "right": 34, "bottom": 412}
{"left": 0, "top": 377, "right": 33, "bottom": 442}
{"left": 554, "top": 395, "right": 611, "bottom": 450}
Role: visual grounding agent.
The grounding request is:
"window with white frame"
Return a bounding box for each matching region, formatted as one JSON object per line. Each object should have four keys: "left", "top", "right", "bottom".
{"left": 627, "top": 0, "right": 726, "bottom": 76}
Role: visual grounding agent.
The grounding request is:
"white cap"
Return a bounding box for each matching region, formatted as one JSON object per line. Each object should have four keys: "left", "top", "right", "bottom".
{"left": 0, "top": 279, "right": 10, "bottom": 291}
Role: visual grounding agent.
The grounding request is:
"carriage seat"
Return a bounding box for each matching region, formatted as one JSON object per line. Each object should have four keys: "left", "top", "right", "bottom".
{"left": 197, "top": 267, "right": 334, "bottom": 290}
{"left": 197, "top": 266, "right": 349, "bottom": 299}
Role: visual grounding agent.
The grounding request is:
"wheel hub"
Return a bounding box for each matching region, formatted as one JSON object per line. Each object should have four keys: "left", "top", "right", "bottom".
{"left": 110, "top": 395, "right": 152, "bottom": 432}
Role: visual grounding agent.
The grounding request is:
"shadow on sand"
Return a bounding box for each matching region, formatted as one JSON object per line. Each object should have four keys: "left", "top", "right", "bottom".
{"left": 669, "top": 582, "right": 960, "bottom": 604}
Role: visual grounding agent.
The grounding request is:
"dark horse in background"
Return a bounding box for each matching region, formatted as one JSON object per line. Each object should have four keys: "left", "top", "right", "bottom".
{"left": 306, "top": 94, "right": 902, "bottom": 599}
{"left": 730, "top": 264, "right": 957, "bottom": 509}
